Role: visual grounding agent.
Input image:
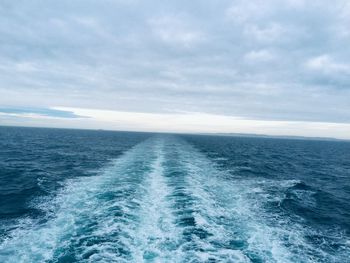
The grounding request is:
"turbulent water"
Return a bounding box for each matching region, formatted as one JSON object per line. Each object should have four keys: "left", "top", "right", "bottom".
{"left": 0, "top": 127, "right": 349, "bottom": 262}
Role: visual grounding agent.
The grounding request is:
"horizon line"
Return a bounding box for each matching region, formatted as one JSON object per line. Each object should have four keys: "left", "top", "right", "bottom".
{"left": 1, "top": 124, "right": 349, "bottom": 142}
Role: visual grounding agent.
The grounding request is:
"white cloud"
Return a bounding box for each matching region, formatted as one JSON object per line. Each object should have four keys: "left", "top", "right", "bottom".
{"left": 244, "top": 23, "right": 285, "bottom": 43}
{"left": 305, "top": 55, "right": 350, "bottom": 74}
{"left": 149, "top": 15, "right": 203, "bottom": 48}
{"left": 226, "top": 1, "right": 271, "bottom": 23}
{"left": 244, "top": 49, "right": 275, "bottom": 62}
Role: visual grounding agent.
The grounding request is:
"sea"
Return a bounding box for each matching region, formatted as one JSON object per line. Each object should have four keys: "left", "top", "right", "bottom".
{"left": 0, "top": 126, "right": 349, "bottom": 263}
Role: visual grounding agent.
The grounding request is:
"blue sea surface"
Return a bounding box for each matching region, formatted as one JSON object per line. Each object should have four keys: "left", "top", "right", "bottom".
{"left": 0, "top": 127, "right": 349, "bottom": 262}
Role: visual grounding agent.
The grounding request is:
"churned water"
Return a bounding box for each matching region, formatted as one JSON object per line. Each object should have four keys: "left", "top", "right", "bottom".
{"left": 0, "top": 127, "right": 349, "bottom": 262}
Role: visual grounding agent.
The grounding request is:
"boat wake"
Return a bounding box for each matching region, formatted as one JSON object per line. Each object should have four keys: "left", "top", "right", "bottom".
{"left": 0, "top": 136, "right": 349, "bottom": 262}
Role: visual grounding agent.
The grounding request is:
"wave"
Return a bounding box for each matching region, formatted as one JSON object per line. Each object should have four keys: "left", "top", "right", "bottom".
{"left": 0, "top": 136, "right": 349, "bottom": 262}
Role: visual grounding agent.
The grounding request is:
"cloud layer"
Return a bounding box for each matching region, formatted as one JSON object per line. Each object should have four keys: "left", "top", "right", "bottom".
{"left": 0, "top": 0, "right": 349, "bottom": 137}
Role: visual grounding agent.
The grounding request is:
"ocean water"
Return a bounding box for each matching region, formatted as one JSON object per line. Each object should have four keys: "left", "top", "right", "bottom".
{"left": 0, "top": 127, "right": 349, "bottom": 262}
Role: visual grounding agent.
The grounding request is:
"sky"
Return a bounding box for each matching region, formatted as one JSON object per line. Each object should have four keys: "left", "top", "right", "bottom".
{"left": 0, "top": 0, "right": 350, "bottom": 139}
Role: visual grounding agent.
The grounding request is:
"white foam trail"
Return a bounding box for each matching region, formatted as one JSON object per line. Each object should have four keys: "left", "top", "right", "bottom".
{"left": 179, "top": 147, "right": 295, "bottom": 262}
{"left": 0, "top": 138, "right": 159, "bottom": 263}
{"left": 173, "top": 138, "right": 350, "bottom": 263}
{"left": 157, "top": 138, "right": 250, "bottom": 262}
{"left": 129, "top": 138, "right": 181, "bottom": 262}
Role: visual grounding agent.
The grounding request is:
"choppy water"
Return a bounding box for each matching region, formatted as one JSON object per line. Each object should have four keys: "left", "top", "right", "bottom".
{"left": 0, "top": 127, "right": 349, "bottom": 262}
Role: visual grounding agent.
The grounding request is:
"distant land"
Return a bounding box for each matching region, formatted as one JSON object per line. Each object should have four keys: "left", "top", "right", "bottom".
{"left": 198, "top": 132, "right": 350, "bottom": 142}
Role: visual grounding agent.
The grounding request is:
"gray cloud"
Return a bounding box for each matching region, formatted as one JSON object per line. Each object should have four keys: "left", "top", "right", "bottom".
{"left": 0, "top": 0, "right": 350, "bottom": 125}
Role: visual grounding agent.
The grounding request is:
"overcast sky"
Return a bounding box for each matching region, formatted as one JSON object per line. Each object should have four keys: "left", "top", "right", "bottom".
{"left": 1, "top": 0, "right": 350, "bottom": 138}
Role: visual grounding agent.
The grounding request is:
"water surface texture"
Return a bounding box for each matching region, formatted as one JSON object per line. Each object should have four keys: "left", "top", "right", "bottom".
{"left": 0, "top": 127, "right": 349, "bottom": 262}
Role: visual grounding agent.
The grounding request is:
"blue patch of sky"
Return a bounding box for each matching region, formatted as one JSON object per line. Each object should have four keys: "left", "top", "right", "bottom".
{"left": 0, "top": 107, "right": 85, "bottom": 119}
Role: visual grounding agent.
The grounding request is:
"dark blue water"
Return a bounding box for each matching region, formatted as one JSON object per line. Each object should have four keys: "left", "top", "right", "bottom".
{"left": 0, "top": 127, "right": 150, "bottom": 235}
{"left": 0, "top": 127, "right": 349, "bottom": 262}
